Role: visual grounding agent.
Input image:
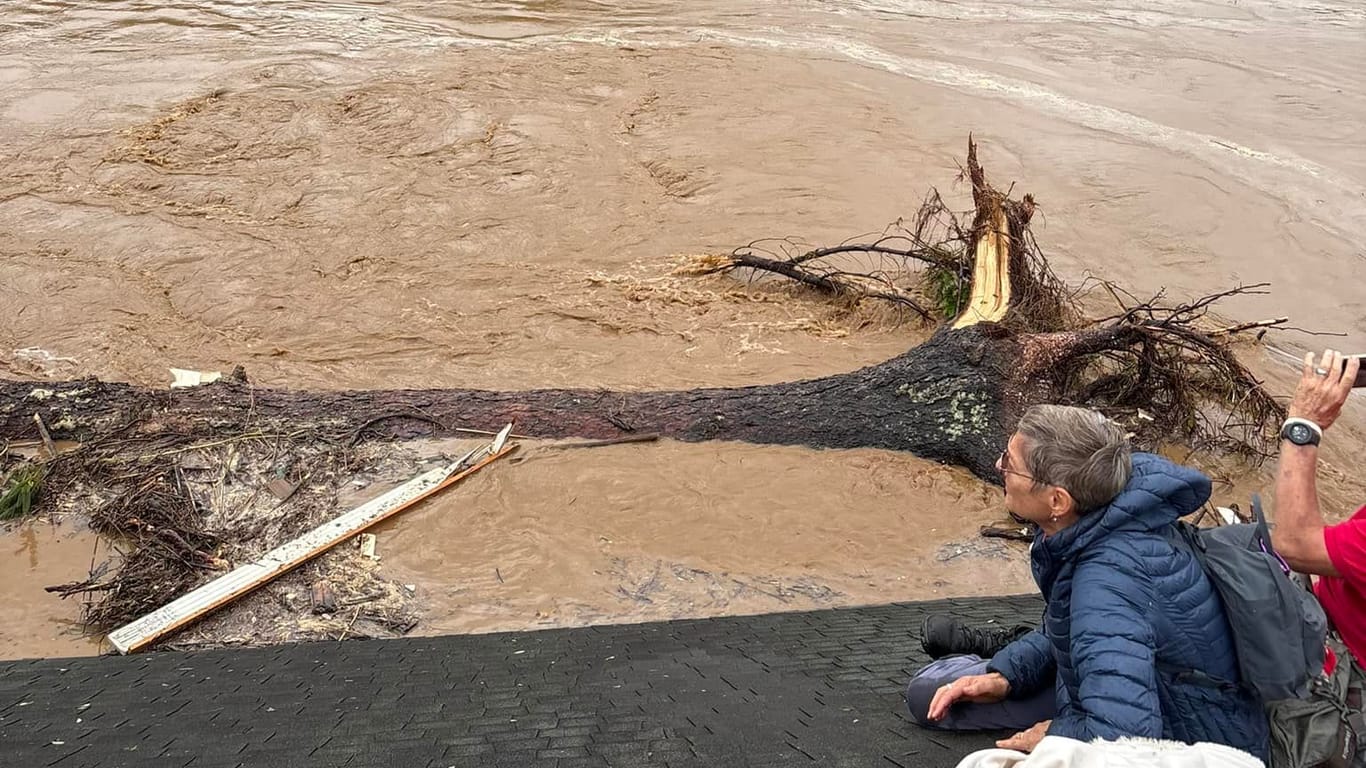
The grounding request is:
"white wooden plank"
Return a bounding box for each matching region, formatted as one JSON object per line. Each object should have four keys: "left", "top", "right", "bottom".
{"left": 107, "top": 438, "right": 512, "bottom": 654}
{"left": 490, "top": 422, "right": 513, "bottom": 454}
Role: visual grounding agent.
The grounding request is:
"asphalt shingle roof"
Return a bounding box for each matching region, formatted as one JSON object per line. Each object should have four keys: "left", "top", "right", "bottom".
{"left": 0, "top": 594, "right": 1043, "bottom": 767}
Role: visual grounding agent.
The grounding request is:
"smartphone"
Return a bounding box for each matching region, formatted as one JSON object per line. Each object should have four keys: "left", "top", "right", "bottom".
{"left": 1344, "top": 355, "right": 1366, "bottom": 388}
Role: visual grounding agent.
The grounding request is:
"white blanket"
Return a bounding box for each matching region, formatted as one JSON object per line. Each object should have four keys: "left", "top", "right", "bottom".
{"left": 955, "top": 735, "right": 1264, "bottom": 768}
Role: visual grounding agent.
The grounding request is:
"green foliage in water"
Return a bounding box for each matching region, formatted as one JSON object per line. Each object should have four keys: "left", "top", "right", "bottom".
{"left": 924, "top": 263, "right": 970, "bottom": 319}
{"left": 0, "top": 463, "right": 45, "bottom": 521}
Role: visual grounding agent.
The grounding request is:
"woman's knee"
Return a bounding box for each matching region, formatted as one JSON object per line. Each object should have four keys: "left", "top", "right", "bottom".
{"left": 903, "top": 655, "right": 990, "bottom": 727}
{"left": 905, "top": 669, "right": 948, "bottom": 726}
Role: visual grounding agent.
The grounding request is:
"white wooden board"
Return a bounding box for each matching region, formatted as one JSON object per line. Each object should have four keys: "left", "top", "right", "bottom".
{"left": 107, "top": 428, "right": 513, "bottom": 654}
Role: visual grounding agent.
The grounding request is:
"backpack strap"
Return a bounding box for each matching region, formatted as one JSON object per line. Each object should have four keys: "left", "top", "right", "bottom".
{"left": 1251, "top": 493, "right": 1296, "bottom": 575}
{"left": 1252, "top": 493, "right": 1323, "bottom": 599}
{"left": 1155, "top": 660, "right": 1240, "bottom": 693}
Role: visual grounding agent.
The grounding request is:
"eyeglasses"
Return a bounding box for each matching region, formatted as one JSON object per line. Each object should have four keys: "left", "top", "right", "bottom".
{"left": 997, "top": 448, "right": 1035, "bottom": 482}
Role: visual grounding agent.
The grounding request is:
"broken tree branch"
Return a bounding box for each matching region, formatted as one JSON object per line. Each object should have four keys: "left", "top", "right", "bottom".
{"left": 1209, "top": 317, "right": 1289, "bottom": 337}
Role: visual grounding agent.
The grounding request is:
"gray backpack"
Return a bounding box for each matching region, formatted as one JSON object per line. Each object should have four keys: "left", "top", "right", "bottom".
{"left": 1266, "top": 634, "right": 1362, "bottom": 768}
{"left": 1170, "top": 494, "right": 1328, "bottom": 702}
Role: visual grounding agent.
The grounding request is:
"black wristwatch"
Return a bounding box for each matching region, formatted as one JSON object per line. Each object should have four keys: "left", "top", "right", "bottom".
{"left": 1280, "top": 418, "right": 1322, "bottom": 447}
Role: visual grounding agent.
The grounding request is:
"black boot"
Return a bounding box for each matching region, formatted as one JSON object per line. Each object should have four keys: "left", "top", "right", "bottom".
{"left": 920, "top": 615, "right": 1032, "bottom": 660}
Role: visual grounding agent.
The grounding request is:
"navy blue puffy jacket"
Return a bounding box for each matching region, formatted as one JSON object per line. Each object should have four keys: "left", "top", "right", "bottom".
{"left": 987, "top": 453, "right": 1270, "bottom": 760}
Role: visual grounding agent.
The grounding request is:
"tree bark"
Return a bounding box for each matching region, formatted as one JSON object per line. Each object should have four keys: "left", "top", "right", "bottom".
{"left": 1, "top": 325, "right": 1026, "bottom": 480}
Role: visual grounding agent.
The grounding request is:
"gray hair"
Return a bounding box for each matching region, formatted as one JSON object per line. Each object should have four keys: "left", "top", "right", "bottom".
{"left": 1016, "top": 405, "right": 1132, "bottom": 514}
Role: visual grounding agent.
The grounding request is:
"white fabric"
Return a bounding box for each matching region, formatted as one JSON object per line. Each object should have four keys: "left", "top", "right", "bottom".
{"left": 954, "top": 735, "right": 1264, "bottom": 768}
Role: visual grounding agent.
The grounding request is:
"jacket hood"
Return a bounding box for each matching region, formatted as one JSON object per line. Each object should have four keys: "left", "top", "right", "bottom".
{"left": 1034, "top": 452, "right": 1211, "bottom": 579}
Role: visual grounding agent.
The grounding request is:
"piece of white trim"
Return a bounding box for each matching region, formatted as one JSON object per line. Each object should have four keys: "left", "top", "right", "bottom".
{"left": 107, "top": 437, "right": 514, "bottom": 654}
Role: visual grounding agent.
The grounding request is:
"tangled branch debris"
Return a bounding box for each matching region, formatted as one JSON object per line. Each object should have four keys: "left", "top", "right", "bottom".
{"left": 1064, "top": 282, "right": 1287, "bottom": 460}
{"left": 682, "top": 139, "right": 1284, "bottom": 458}
{"left": 2, "top": 139, "right": 1295, "bottom": 649}
{"left": 25, "top": 416, "right": 431, "bottom": 644}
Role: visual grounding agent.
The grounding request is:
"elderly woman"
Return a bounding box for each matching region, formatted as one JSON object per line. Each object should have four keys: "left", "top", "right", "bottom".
{"left": 905, "top": 405, "right": 1268, "bottom": 760}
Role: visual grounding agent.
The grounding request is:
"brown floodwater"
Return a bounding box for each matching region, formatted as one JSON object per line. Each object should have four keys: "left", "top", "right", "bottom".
{"left": 372, "top": 438, "right": 1033, "bottom": 637}
{"left": 0, "top": 522, "right": 107, "bottom": 658}
{"left": 2, "top": 0, "right": 1365, "bottom": 659}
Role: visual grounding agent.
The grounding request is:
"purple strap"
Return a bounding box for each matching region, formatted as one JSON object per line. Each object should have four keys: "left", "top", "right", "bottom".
{"left": 1259, "top": 536, "right": 1293, "bottom": 575}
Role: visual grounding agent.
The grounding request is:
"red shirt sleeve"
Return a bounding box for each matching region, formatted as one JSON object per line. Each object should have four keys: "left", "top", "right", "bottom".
{"left": 1324, "top": 508, "right": 1366, "bottom": 581}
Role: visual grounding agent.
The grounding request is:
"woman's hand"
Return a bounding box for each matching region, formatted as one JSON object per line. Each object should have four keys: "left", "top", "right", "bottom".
{"left": 925, "top": 672, "right": 1011, "bottom": 721}
{"left": 996, "top": 719, "right": 1050, "bottom": 752}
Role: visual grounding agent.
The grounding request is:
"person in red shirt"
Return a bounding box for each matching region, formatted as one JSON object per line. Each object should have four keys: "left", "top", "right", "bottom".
{"left": 1270, "top": 349, "right": 1366, "bottom": 660}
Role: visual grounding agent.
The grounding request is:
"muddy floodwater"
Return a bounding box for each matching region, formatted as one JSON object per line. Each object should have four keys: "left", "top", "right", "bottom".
{"left": 2, "top": 0, "right": 1365, "bottom": 659}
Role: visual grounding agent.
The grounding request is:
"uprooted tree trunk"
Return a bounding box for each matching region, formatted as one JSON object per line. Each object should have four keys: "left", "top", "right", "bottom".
{"left": 0, "top": 139, "right": 1287, "bottom": 631}
{"left": 0, "top": 140, "right": 1282, "bottom": 479}
{"left": 0, "top": 326, "right": 1030, "bottom": 478}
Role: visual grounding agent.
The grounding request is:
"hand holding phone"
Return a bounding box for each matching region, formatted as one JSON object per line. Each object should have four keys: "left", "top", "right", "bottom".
{"left": 1289, "top": 350, "right": 1358, "bottom": 431}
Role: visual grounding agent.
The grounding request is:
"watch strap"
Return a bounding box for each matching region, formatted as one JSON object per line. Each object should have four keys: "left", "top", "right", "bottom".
{"left": 1282, "top": 417, "right": 1323, "bottom": 445}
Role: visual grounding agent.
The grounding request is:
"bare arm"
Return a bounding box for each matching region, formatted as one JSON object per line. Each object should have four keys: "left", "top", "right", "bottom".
{"left": 1275, "top": 438, "right": 1336, "bottom": 575}
{"left": 1272, "top": 350, "right": 1358, "bottom": 576}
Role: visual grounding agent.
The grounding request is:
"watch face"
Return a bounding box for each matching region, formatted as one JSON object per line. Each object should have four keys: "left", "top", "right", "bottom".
{"left": 1290, "top": 424, "right": 1312, "bottom": 443}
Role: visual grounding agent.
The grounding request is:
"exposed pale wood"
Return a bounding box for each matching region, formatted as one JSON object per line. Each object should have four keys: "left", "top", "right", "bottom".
{"left": 453, "top": 426, "right": 533, "bottom": 440}
{"left": 953, "top": 204, "right": 1011, "bottom": 329}
{"left": 541, "top": 434, "right": 661, "bottom": 450}
{"left": 32, "top": 414, "right": 57, "bottom": 460}
{"left": 1208, "top": 317, "right": 1288, "bottom": 337}
{"left": 358, "top": 533, "right": 378, "bottom": 560}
